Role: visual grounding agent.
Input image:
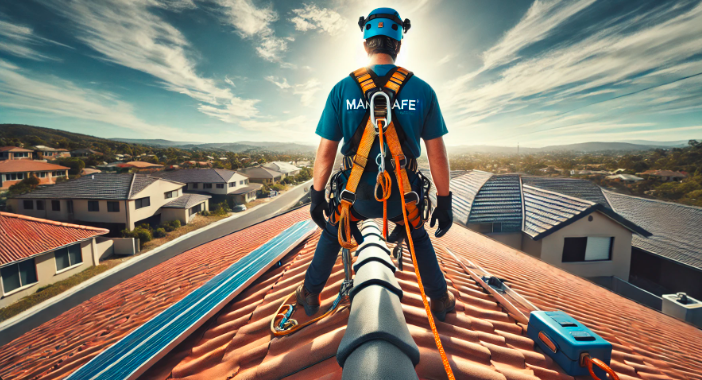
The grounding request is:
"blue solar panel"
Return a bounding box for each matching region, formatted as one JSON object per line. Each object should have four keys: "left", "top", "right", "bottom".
{"left": 67, "top": 220, "right": 317, "bottom": 380}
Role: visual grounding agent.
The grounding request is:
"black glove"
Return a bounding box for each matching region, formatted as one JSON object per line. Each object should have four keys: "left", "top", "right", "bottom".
{"left": 310, "top": 186, "right": 329, "bottom": 230}
{"left": 387, "top": 223, "right": 406, "bottom": 243}
{"left": 430, "top": 192, "right": 453, "bottom": 238}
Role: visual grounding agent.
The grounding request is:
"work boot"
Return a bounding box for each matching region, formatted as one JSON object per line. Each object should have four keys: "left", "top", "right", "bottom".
{"left": 296, "top": 283, "right": 320, "bottom": 316}
{"left": 430, "top": 290, "right": 456, "bottom": 322}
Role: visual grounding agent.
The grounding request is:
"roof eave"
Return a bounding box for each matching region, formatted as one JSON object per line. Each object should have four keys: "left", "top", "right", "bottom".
{"left": 529, "top": 204, "right": 651, "bottom": 240}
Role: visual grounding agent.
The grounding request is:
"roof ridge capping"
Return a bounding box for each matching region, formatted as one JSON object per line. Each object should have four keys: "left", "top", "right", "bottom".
{"left": 0, "top": 212, "right": 110, "bottom": 233}
{"left": 603, "top": 188, "right": 702, "bottom": 211}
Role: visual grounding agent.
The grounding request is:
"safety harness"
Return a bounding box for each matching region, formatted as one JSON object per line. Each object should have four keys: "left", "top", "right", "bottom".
{"left": 329, "top": 66, "right": 428, "bottom": 248}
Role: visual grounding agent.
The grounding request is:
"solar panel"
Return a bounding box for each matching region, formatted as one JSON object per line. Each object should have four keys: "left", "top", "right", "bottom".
{"left": 67, "top": 219, "right": 317, "bottom": 380}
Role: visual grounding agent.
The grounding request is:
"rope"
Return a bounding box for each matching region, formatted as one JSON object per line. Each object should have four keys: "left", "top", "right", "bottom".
{"left": 582, "top": 355, "right": 620, "bottom": 380}
{"left": 375, "top": 121, "right": 391, "bottom": 239}
{"left": 271, "top": 292, "right": 348, "bottom": 336}
{"left": 394, "top": 155, "right": 455, "bottom": 380}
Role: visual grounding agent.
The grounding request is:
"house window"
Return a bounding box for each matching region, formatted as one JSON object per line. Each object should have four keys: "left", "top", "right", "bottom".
{"left": 192, "top": 183, "right": 199, "bottom": 189}
{"left": 37, "top": 172, "right": 47, "bottom": 178}
{"left": 204, "top": 183, "right": 212, "bottom": 189}
{"left": 1, "top": 259, "right": 37, "bottom": 294}
{"left": 36, "top": 200, "right": 44, "bottom": 211}
{"left": 23, "top": 200, "right": 33, "bottom": 210}
{"left": 229, "top": 182, "right": 235, "bottom": 187}
{"left": 55, "top": 244, "right": 83, "bottom": 271}
{"left": 88, "top": 201, "right": 100, "bottom": 212}
{"left": 52, "top": 200, "right": 61, "bottom": 211}
{"left": 562, "top": 237, "right": 614, "bottom": 262}
{"left": 240, "top": 180, "right": 245, "bottom": 185}
{"left": 216, "top": 184, "right": 224, "bottom": 189}
{"left": 189, "top": 203, "right": 203, "bottom": 216}
{"left": 135, "top": 197, "right": 150, "bottom": 209}
{"left": 67, "top": 200, "right": 74, "bottom": 213}
{"left": 164, "top": 190, "right": 177, "bottom": 199}
{"left": 107, "top": 201, "right": 120, "bottom": 212}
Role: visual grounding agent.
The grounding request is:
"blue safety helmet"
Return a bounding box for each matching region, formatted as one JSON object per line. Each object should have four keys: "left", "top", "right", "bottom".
{"left": 358, "top": 8, "right": 411, "bottom": 41}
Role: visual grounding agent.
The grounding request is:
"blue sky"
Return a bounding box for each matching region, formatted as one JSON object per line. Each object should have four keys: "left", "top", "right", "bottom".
{"left": 0, "top": 0, "right": 701, "bottom": 147}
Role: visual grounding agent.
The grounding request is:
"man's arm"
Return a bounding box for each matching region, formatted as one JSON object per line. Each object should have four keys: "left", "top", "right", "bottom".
{"left": 313, "top": 137, "right": 340, "bottom": 191}
{"left": 425, "top": 136, "right": 450, "bottom": 196}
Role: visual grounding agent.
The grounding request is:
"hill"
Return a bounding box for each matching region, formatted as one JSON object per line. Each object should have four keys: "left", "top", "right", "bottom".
{"left": 0, "top": 124, "right": 109, "bottom": 146}
{"left": 448, "top": 141, "right": 686, "bottom": 155}
{"left": 110, "top": 138, "right": 316, "bottom": 154}
{"left": 109, "top": 138, "right": 200, "bottom": 147}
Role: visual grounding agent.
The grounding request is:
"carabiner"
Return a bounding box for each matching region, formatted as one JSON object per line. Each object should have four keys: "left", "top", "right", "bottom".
{"left": 370, "top": 91, "right": 392, "bottom": 132}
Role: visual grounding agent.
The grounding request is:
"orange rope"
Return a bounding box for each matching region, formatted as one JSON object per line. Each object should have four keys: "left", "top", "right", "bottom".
{"left": 394, "top": 155, "right": 455, "bottom": 380}
{"left": 583, "top": 355, "right": 620, "bottom": 380}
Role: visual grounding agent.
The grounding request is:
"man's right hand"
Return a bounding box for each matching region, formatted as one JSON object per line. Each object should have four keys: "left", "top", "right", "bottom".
{"left": 310, "top": 186, "right": 329, "bottom": 230}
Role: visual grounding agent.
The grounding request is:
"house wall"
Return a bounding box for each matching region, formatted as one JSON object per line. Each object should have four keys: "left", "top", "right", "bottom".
{"left": 484, "top": 232, "right": 522, "bottom": 250}
{"left": 128, "top": 181, "right": 183, "bottom": 229}
{"left": 629, "top": 247, "right": 702, "bottom": 300}
{"left": 521, "top": 233, "right": 542, "bottom": 258}
{"left": 0, "top": 239, "right": 95, "bottom": 308}
{"left": 539, "top": 211, "right": 633, "bottom": 279}
{"left": 93, "top": 238, "right": 114, "bottom": 264}
{"left": 0, "top": 169, "right": 68, "bottom": 189}
{"left": 233, "top": 190, "right": 257, "bottom": 205}
{"left": 0, "top": 151, "right": 33, "bottom": 160}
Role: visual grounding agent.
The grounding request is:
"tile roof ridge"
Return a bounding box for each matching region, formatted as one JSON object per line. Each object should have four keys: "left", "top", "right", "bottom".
{"left": 127, "top": 172, "right": 138, "bottom": 199}
{"left": 0, "top": 211, "right": 109, "bottom": 234}
{"left": 603, "top": 188, "right": 702, "bottom": 211}
{"left": 522, "top": 183, "right": 596, "bottom": 206}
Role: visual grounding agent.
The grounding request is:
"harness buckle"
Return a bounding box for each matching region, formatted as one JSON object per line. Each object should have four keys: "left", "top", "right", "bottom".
{"left": 404, "top": 191, "right": 420, "bottom": 205}
{"left": 370, "top": 91, "right": 392, "bottom": 132}
{"left": 340, "top": 189, "right": 356, "bottom": 205}
{"left": 391, "top": 154, "right": 407, "bottom": 170}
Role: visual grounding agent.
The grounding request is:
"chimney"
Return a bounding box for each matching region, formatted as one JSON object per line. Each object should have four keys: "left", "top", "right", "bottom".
{"left": 662, "top": 292, "right": 702, "bottom": 328}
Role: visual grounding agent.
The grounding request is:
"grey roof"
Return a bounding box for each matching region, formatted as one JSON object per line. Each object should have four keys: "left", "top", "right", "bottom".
{"left": 449, "top": 170, "right": 493, "bottom": 224}
{"left": 522, "top": 177, "right": 611, "bottom": 208}
{"left": 468, "top": 174, "right": 523, "bottom": 232}
{"left": 239, "top": 166, "right": 282, "bottom": 179}
{"left": 162, "top": 193, "right": 211, "bottom": 209}
{"left": 263, "top": 161, "right": 300, "bottom": 174}
{"left": 229, "top": 184, "right": 262, "bottom": 195}
{"left": 523, "top": 185, "right": 594, "bottom": 238}
{"left": 151, "top": 168, "right": 239, "bottom": 183}
{"left": 604, "top": 190, "right": 702, "bottom": 271}
{"left": 12, "top": 173, "right": 182, "bottom": 200}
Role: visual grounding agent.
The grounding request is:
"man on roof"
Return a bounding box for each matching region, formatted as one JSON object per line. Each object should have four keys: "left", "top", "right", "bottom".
{"left": 299, "top": 8, "right": 455, "bottom": 322}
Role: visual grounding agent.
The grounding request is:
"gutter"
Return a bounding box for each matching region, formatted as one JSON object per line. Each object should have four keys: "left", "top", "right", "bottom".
{"left": 336, "top": 222, "right": 420, "bottom": 379}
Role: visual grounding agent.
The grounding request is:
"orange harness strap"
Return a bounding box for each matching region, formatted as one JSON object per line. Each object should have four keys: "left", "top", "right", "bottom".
{"left": 385, "top": 122, "right": 422, "bottom": 229}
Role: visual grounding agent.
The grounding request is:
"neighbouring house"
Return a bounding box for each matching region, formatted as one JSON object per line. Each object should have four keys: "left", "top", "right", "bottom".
{"left": 639, "top": 169, "right": 688, "bottom": 182}
{"left": 449, "top": 172, "right": 650, "bottom": 282}
{"left": 151, "top": 168, "right": 261, "bottom": 205}
{"left": 604, "top": 191, "right": 702, "bottom": 300}
{"left": 7, "top": 173, "right": 201, "bottom": 235}
{"left": 239, "top": 165, "right": 283, "bottom": 184}
{"left": 0, "top": 146, "right": 34, "bottom": 161}
{"left": 97, "top": 162, "right": 126, "bottom": 173}
{"left": 0, "top": 212, "right": 109, "bottom": 308}
{"left": 32, "top": 145, "right": 71, "bottom": 160}
{"left": 0, "top": 160, "right": 69, "bottom": 189}
{"left": 294, "top": 160, "right": 311, "bottom": 167}
{"left": 606, "top": 174, "right": 644, "bottom": 183}
{"left": 81, "top": 168, "right": 102, "bottom": 175}
{"left": 262, "top": 161, "right": 300, "bottom": 178}
{"left": 118, "top": 161, "right": 164, "bottom": 171}
{"left": 70, "top": 148, "right": 103, "bottom": 157}
{"left": 161, "top": 193, "right": 211, "bottom": 225}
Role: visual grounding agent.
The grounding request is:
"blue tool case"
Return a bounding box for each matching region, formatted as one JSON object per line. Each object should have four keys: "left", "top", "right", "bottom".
{"left": 527, "top": 311, "right": 612, "bottom": 377}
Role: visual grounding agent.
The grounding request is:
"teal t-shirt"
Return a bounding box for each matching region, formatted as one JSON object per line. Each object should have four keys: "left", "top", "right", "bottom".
{"left": 315, "top": 64, "right": 448, "bottom": 219}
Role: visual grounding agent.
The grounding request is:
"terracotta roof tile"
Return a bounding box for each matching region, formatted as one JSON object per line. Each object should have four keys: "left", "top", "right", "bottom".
{"left": 0, "top": 212, "right": 108, "bottom": 266}
{"left": 0, "top": 160, "right": 69, "bottom": 173}
{"left": 1, "top": 211, "right": 701, "bottom": 380}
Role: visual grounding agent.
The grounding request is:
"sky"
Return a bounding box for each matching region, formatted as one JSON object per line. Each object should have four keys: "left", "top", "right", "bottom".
{"left": 0, "top": 0, "right": 701, "bottom": 148}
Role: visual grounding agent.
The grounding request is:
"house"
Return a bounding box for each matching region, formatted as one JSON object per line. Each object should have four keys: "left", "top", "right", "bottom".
{"left": 151, "top": 168, "right": 261, "bottom": 205}
{"left": 181, "top": 160, "right": 212, "bottom": 168}
{"left": 161, "top": 193, "right": 211, "bottom": 225}
{"left": 239, "top": 165, "right": 283, "bottom": 184}
{"left": 0, "top": 146, "right": 34, "bottom": 161}
{"left": 0, "top": 212, "right": 108, "bottom": 308}
{"left": 7, "top": 173, "right": 206, "bottom": 235}
{"left": 449, "top": 172, "right": 649, "bottom": 281}
{"left": 263, "top": 161, "right": 300, "bottom": 177}
{"left": 32, "top": 145, "right": 70, "bottom": 160}
{"left": 81, "top": 168, "right": 102, "bottom": 175}
{"left": 2, "top": 207, "right": 701, "bottom": 379}
{"left": 606, "top": 173, "right": 644, "bottom": 183}
{"left": 639, "top": 169, "right": 688, "bottom": 182}
{"left": 96, "top": 161, "right": 126, "bottom": 173}
{"left": 70, "top": 148, "right": 103, "bottom": 157}
{"left": 605, "top": 191, "right": 702, "bottom": 300}
{"left": 0, "top": 160, "right": 69, "bottom": 189}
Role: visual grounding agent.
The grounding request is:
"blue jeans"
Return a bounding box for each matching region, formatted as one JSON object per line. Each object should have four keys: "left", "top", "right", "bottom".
{"left": 304, "top": 218, "right": 448, "bottom": 299}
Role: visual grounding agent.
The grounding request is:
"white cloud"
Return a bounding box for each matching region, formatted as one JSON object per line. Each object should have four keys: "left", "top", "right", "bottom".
{"left": 0, "top": 17, "right": 70, "bottom": 61}
{"left": 293, "top": 78, "right": 321, "bottom": 106}
{"left": 265, "top": 76, "right": 291, "bottom": 89}
{"left": 290, "top": 4, "right": 346, "bottom": 36}
{"left": 213, "top": 0, "right": 288, "bottom": 62}
{"left": 437, "top": 54, "right": 453, "bottom": 65}
{"left": 224, "top": 75, "right": 235, "bottom": 87}
{"left": 198, "top": 97, "right": 260, "bottom": 122}
{"left": 0, "top": 60, "right": 189, "bottom": 138}
{"left": 443, "top": 1, "right": 702, "bottom": 144}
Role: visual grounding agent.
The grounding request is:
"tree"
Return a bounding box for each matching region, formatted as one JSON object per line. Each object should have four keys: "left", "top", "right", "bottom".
{"left": 8, "top": 176, "right": 41, "bottom": 195}
{"left": 56, "top": 157, "right": 85, "bottom": 175}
